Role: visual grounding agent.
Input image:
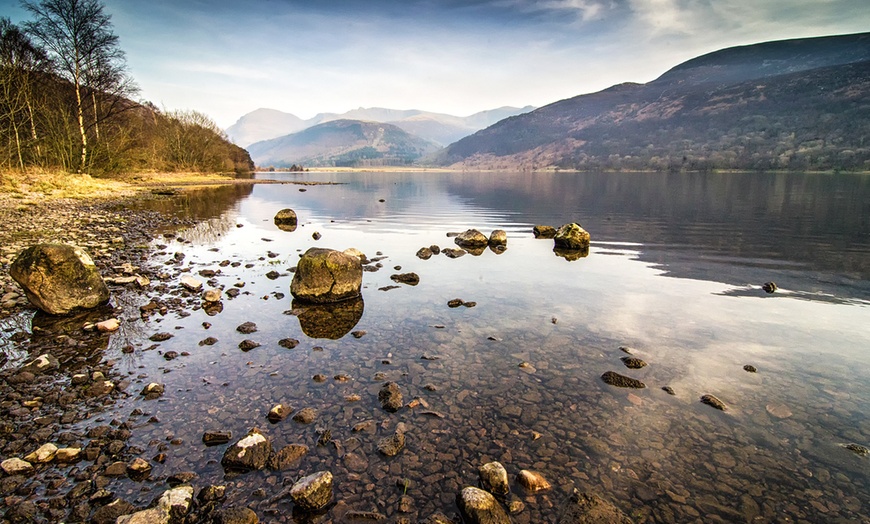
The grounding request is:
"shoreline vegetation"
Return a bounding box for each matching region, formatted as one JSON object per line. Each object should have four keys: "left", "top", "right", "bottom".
{"left": 2, "top": 166, "right": 868, "bottom": 205}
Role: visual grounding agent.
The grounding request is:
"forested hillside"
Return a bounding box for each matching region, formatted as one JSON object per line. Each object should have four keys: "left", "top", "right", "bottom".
{"left": 438, "top": 33, "right": 870, "bottom": 172}
{"left": 0, "top": 2, "right": 252, "bottom": 176}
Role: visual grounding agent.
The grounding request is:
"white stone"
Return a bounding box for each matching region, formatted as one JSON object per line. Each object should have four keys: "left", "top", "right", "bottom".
{"left": 96, "top": 318, "right": 120, "bottom": 332}
{"left": 55, "top": 448, "right": 82, "bottom": 463}
{"left": 1, "top": 457, "right": 33, "bottom": 475}
{"left": 180, "top": 276, "right": 203, "bottom": 292}
{"left": 24, "top": 443, "right": 57, "bottom": 464}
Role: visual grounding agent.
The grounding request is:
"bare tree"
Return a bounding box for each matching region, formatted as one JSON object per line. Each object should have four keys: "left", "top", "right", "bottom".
{"left": 0, "top": 17, "right": 48, "bottom": 168}
{"left": 22, "top": 0, "right": 135, "bottom": 173}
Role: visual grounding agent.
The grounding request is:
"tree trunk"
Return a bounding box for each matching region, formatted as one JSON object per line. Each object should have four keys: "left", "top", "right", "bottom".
{"left": 91, "top": 90, "right": 100, "bottom": 142}
{"left": 74, "top": 55, "right": 87, "bottom": 173}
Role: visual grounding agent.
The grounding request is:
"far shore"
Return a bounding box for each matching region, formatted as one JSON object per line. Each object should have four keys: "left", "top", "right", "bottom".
{"left": 2, "top": 167, "right": 866, "bottom": 203}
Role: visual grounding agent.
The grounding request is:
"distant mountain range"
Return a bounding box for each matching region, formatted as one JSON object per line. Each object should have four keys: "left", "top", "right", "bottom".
{"left": 227, "top": 106, "right": 536, "bottom": 148}
{"left": 436, "top": 32, "right": 870, "bottom": 172}
{"left": 247, "top": 119, "right": 441, "bottom": 168}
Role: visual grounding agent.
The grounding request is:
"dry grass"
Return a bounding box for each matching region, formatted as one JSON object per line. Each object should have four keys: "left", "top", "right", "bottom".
{"left": 0, "top": 169, "right": 239, "bottom": 202}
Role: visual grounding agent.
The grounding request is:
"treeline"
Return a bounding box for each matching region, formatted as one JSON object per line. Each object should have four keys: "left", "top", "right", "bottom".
{"left": 0, "top": 1, "right": 252, "bottom": 175}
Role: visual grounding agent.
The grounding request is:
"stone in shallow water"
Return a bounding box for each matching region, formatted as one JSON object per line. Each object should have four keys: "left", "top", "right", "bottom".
{"left": 203, "top": 431, "right": 232, "bottom": 446}
{"left": 533, "top": 225, "right": 556, "bottom": 238}
{"left": 844, "top": 443, "right": 869, "bottom": 456}
{"left": 390, "top": 273, "right": 420, "bottom": 286}
{"left": 377, "top": 431, "right": 406, "bottom": 457}
{"left": 601, "top": 371, "right": 646, "bottom": 389}
{"left": 270, "top": 444, "right": 309, "bottom": 470}
{"left": 221, "top": 429, "right": 272, "bottom": 471}
{"left": 478, "top": 461, "right": 509, "bottom": 496}
{"left": 516, "top": 470, "right": 551, "bottom": 492}
{"left": 378, "top": 382, "right": 403, "bottom": 412}
{"left": 293, "top": 407, "right": 317, "bottom": 424}
{"left": 456, "top": 486, "right": 511, "bottom": 524}
{"left": 765, "top": 403, "right": 792, "bottom": 419}
{"left": 556, "top": 490, "right": 634, "bottom": 524}
{"left": 267, "top": 404, "right": 289, "bottom": 423}
{"left": 454, "top": 229, "right": 489, "bottom": 249}
{"left": 700, "top": 394, "right": 727, "bottom": 411}
{"left": 290, "top": 470, "right": 333, "bottom": 512}
{"left": 621, "top": 357, "right": 647, "bottom": 369}
{"left": 554, "top": 223, "right": 591, "bottom": 250}
{"left": 290, "top": 248, "right": 362, "bottom": 303}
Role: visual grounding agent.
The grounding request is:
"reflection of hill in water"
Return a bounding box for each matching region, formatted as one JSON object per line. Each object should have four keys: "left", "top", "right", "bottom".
{"left": 441, "top": 172, "right": 870, "bottom": 285}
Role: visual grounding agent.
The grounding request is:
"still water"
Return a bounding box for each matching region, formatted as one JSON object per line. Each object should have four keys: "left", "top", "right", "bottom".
{"left": 111, "top": 171, "right": 868, "bottom": 522}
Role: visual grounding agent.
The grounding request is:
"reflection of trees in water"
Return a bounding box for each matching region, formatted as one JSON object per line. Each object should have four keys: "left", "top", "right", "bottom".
{"left": 137, "top": 184, "right": 255, "bottom": 243}
{"left": 0, "top": 311, "right": 36, "bottom": 369}
{"left": 174, "top": 214, "right": 238, "bottom": 245}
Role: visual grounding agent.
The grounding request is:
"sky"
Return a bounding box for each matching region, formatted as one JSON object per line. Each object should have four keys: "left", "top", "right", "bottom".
{"left": 2, "top": 0, "right": 868, "bottom": 128}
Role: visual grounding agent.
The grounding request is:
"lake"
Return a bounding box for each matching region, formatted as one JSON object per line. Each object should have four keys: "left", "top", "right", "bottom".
{"left": 87, "top": 171, "right": 870, "bottom": 521}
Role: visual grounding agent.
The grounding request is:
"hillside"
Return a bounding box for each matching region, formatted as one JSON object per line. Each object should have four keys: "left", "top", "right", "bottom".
{"left": 437, "top": 32, "right": 870, "bottom": 172}
{"left": 247, "top": 119, "right": 441, "bottom": 168}
{"left": 227, "top": 106, "right": 535, "bottom": 147}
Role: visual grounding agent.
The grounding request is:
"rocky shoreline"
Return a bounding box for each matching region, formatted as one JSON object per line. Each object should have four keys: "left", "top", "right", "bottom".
{"left": 0, "top": 191, "right": 619, "bottom": 523}
{"left": 1, "top": 182, "right": 867, "bottom": 523}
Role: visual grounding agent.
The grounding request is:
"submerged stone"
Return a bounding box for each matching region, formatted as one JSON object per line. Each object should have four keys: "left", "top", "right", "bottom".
{"left": 700, "top": 394, "right": 727, "bottom": 411}
{"left": 557, "top": 490, "right": 634, "bottom": 524}
{"left": 601, "top": 371, "right": 646, "bottom": 389}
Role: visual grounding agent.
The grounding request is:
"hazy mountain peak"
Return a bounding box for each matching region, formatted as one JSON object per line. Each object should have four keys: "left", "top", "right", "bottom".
{"left": 227, "top": 105, "right": 536, "bottom": 148}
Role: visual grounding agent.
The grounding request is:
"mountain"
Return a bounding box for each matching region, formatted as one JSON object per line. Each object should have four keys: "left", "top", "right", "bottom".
{"left": 226, "top": 106, "right": 535, "bottom": 147}
{"left": 436, "top": 32, "right": 870, "bottom": 172}
{"left": 225, "top": 108, "right": 309, "bottom": 148}
{"left": 247, "top": 119, "right": 441, "bottom": 167}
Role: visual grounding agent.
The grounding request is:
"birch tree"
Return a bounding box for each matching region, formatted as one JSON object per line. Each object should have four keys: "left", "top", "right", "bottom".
{"left": 22, "top": 0, "right": 134, "bottom": 173}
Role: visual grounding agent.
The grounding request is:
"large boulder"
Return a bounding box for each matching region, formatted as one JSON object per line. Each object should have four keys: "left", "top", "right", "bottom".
{"left": 557, "top": 490, "right": 634, "bottom": 524}
{"left": 10, "top": 244, "right": 110, "bottom": 315}
{"left": 454, "top": 229, "right": 489, "bottom": 249}
{"left": 290, "top": 248, "right": 362, "bottom": 303}
{"left": 554, "top": 223, "right": 591, "bottom": 250}
{"left": 456, "top": 486, "right": 511, "bottom": 524}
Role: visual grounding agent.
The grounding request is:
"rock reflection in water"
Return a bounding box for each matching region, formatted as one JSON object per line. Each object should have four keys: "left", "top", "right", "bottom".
{"left": 554, "top": 246, "right": 590, "bottom": 261}
{"left": 30, "top": 306, "right": 115, "bottom": 361}
{"left": 292, "top": 297, "right": 364, "bottom": 339}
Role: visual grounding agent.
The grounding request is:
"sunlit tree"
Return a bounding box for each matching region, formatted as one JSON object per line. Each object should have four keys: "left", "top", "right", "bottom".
{"left": 22, "top": 0, "right": 136, "bottom": 173}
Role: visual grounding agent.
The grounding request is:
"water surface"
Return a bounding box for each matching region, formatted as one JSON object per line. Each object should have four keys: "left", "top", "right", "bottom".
{"left": 90, "top": 171, "right": 870, "bottom": 521}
